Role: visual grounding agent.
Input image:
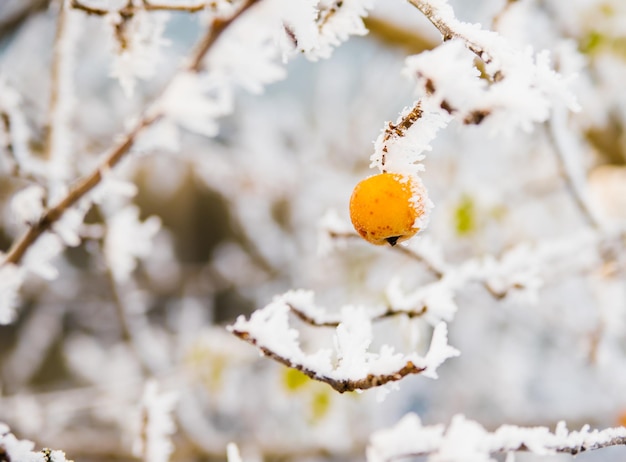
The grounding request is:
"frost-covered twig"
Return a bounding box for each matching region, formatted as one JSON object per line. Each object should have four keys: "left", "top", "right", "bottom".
{"left": 377, "top": 101, "right": 423, "bottom": 172}
{"left": 547, "top": 107, "right": 602, "bottom": 229}
{"left": 1, "top": 422, "right": 71, "bottom": 462}
{"left": 132, "top": 381, "right": 178, "bottom": 462}
{"left": 1, "top": 114, "right": 158, "bottom": 266}
{"left": 367, "top": 413, "right": 626, "bottom": 462}
{"left": 45, "top": 0, "right": 68, "bottom": 161}
{"left": 402, "top": 0, "right": 578, "bottom": 133}
{"left": 232, "top": 329, "right": 426, "bottom": 393}
{"left": 323, "top": 219, "right": 624, "bottom": 326}
{"left": 0, "top": 110, "right": 17, "bottom": 175}
{"left": 45, "top": 0, "right": 82, "bottom": 188}
{"left": 406, "top": 0, "right": 495, "bottom": 66}
{"left": 229, "top": 298, "right": 459, "bottom": 393}
{"left": 70, "top": 0, "right": 217, "bottom": 15}
{"left": 323, "top": 224, "right": 534, "bottom": 306}
{"left": 278, "top": 289, "right": 425, "bottom": 328}
{"left": 0, "top": 0, "right": 260, "bottom": 268}
{"left": 0, "top": 83, "right": 41, "bottom": 182}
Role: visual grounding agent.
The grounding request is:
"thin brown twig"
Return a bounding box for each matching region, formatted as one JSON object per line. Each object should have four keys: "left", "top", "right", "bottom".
{"left": 385, "top": 102, "right": 423, "bottom": 140}
{"left": 230, "top": 329, "right": 426, "bottom": 393}
{"left": 69, "top": 0, "right": 108, "bottom": 15}
{"left": 380, "top": 101, "right": 423, "bottom": 170}
{"left": 2, "top": 114, "right": 158, "bottom": 265}
{"left": 328, "top": 230, "right": 514, "bottom": 300}
{"left": 316, "top": 0, "right": 343, "bottom": 31}
{"left": 405, "top": 0, "right": 494, "bottom": 66}
{"left": 1, "top": 0, "right": 261, "bottom": 267}
{"left": 328, "top": 230, "right": 444, "bottom": 278}
{"left": 70, "top": 0, "right": 221, "bottom": 15}
{"left": 43, "top": 0, "right": 68, "bottom": 161}
{"left": 491, "top": 0, "right": 519, "bottom": 31}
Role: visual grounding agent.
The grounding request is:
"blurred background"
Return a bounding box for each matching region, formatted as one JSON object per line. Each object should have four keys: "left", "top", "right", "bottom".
{"left": 1, "top": 0, "right": 626, "bottom": 460}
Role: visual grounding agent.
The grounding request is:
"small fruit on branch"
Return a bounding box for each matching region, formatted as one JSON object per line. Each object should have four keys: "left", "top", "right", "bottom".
{"left": 349, "top": 173, "right": 427, "bottom": 246}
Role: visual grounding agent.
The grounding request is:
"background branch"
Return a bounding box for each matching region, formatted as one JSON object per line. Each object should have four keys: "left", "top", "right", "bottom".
{"left": 1, "top": 0, "right": 260, "bottom": 267}
{"left": 546, "top": 108, "right": 602, "bottom": 229}
{"left": 70, "top": 0, "right": 217, "bottom": 15}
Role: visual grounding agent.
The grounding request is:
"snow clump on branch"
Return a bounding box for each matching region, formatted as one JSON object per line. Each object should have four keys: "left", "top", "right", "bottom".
{"left": 367, "top": 413, "right": 626, "bottom": 462}
{"left": 229, "top": 290, "right": 459, "bottom": 395}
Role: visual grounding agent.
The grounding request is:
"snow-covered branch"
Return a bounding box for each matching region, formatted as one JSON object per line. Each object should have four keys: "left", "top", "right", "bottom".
{"left": 403, "top": 0, "right": 578, "bottom": 134}
{"left": 229, "top": 297, "right": 459, "bottom": 394}
{"left": 547, "top": 106, "right": 602, "bottom": 229}
{"left": 44, "top": 0, "right": 82, "bottom": 190}
{"left": 0, "top": 0, "right": 260, "bottom": 269}
{"left": 1, "top": 422, "right": 71, "bottom": 462}
{"left": 132, "top": 381, "right": 178, "bottom": 462}
{"left": 367, "top": 413, "right": 626, "bottom": 462}
{"left": 322, "top": 216, "right": 626, "bottom": 328}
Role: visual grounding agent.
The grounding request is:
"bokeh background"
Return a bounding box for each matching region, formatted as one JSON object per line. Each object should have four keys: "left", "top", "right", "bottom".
{"left": 1, "top": 0, "right": 626, "bottom": 460}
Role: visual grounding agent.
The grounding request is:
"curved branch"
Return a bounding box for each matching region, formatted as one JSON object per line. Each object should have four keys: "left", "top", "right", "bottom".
{"left": 230, "top": 329, "right": 426, "bottom": 393}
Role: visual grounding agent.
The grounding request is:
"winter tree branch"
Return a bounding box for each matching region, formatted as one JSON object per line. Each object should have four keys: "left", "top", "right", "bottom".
{"left": 367, "top": 413, "right": 626, "bottom": 462}
{"left": 231, "top": 329, "right": 427, "bottom": 393}
{"left": 229, "top": 297, "right": 459, "bottom": 394}
{"left": 401, "top": 0, "right": 578, "bottom": 134}
{"left": 405, "top": 0, "right": 496, "bottom": 68}
{"left": 0, "top": 0, "right": 260, "bottom": 267}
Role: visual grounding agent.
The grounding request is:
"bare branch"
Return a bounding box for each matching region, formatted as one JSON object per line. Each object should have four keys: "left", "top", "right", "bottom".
{"left": 326, "top": 230, "right": 519, "bottom": 302}
{"left": 69, "top": 0, "right": 108, "bottom": 15}
{"left": 70, "top": 0, "right": 219, "bottom": 16}
{"left": 1, "top": 0, "right": 261, "bottom": 267}
{"left": 44, "top": 0, "right": 68, "bottom": 162}
{"left": 230, "top": 329, "right": 426, "bottom": 393}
